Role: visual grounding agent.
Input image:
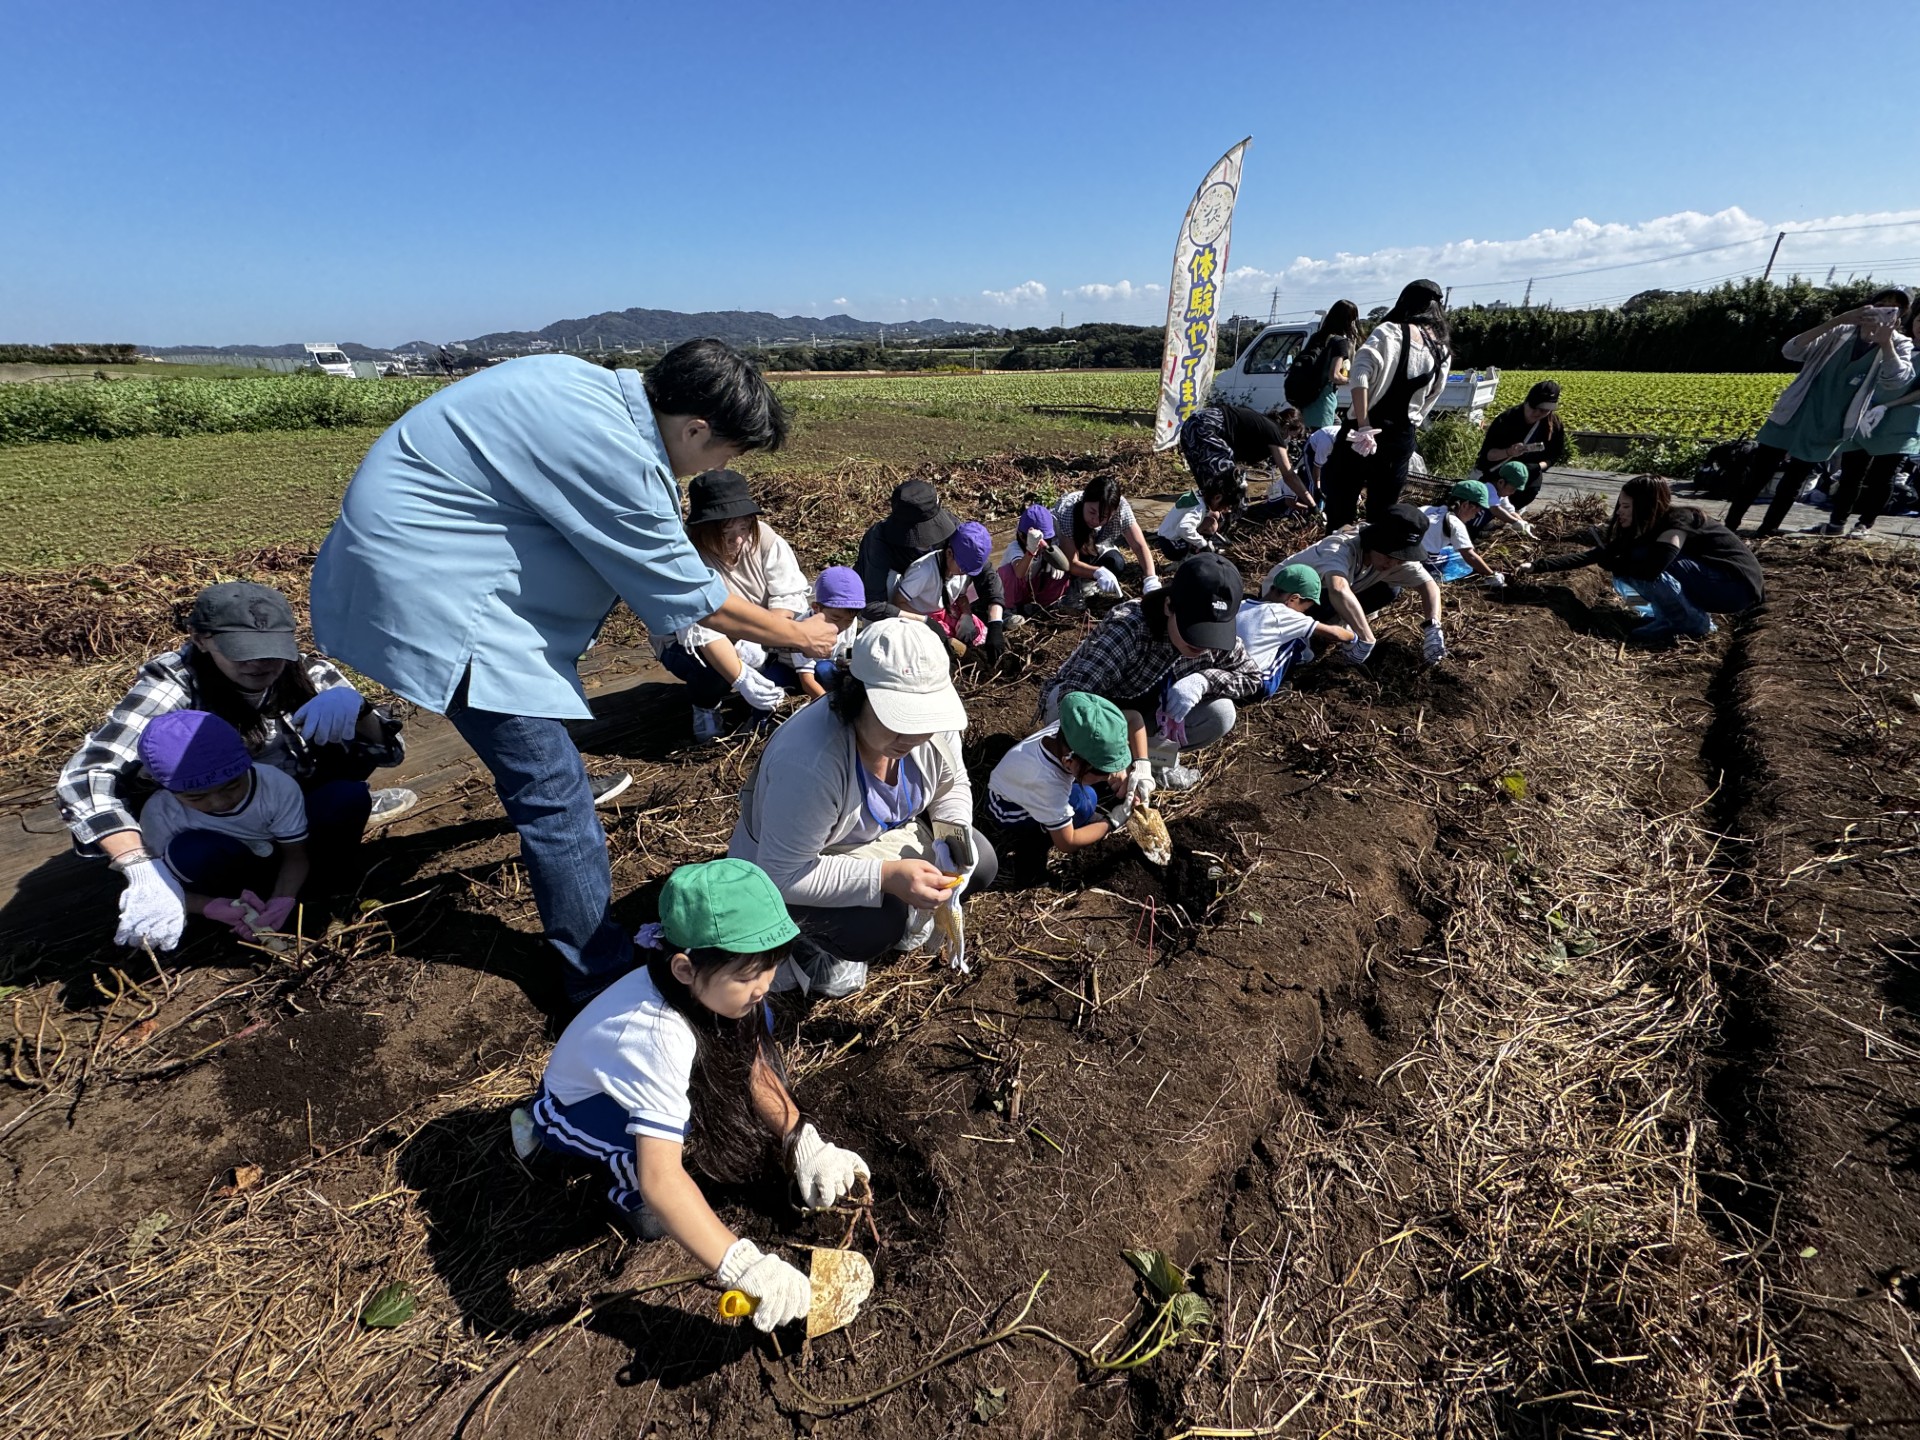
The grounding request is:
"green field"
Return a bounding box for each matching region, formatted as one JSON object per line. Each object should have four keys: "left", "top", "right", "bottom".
{"left": 1489, "top": 370, "right": 1790, "bottom": 439}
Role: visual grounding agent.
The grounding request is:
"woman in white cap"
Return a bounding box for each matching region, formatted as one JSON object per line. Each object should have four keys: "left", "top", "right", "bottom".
{"left": 728, "top": 617, "right": 996, "bottom": 997}
{"left": 56, "top": 581, "right": 415, "bottom": 951}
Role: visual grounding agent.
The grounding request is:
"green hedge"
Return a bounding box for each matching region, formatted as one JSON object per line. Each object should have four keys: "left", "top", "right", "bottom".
{"left": 0, "top": 375, "right": 446, "bottom": 446}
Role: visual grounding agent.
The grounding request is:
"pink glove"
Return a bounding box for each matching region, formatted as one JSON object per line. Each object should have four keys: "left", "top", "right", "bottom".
{"left": 203, "top": 896, "right": 257, "bottom": 940}
{"left": 253, "top": 893, "right": 297, "bottom": 933}
{"left": 1156, "top": 706, "right": 1189, "bottom": 748}
{"left": 1349, "top": 427, "right": 1380, "bottom": 458}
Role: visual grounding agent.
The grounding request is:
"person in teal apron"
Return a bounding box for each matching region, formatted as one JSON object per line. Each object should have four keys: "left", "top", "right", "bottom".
{"left": 1820, "top": 304, "right": 1920, "bottom": 536}
{"left": 1725, "top": 288, "right": 1913, "bottom": 536}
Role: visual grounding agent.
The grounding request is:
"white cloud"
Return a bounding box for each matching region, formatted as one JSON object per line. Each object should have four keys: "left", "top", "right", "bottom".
{"left": 1067, "top": 279, "right": 1163, "bottom": 304}
{"left": 832, "top": 297, "right": 848, "bottom": 307}
{"left": 982, "top": 280, "right": 1048, "bottom": 307}
{"left": 1219, "top": 206, "right": 1920, "bottom": 316}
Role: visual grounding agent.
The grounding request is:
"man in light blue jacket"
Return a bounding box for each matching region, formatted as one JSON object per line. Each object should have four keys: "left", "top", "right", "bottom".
{"left": 312, "top": 341, "right": 835, "bottom": 1001}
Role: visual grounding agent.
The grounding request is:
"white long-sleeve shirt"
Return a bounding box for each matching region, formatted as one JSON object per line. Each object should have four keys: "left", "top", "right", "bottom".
{"left": 1349, "top": 323, "right": 1449, "bottom": 426}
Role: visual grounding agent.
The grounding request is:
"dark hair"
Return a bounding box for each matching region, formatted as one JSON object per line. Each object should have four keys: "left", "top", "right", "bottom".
{"left": 1383, "top": 279, "right": 1450, "bottom": 352}
{"left": 1263, "top": 404, "right": 1305, "bottom": 438}
{"left": 187, "top": 638, "right": 318, "bottom": 748}
{"left": 828, "top": 674, "right": 869, "bottom": 727}
{"left": 644, "top": 944, "right": 793, "bottom": 1182}
{"left": 1314, "top": 300, "right": 1361, "bottom": 345}
{"left": 1072, "top": 476, "right": 1124, "bottom": 550}
{"left": 1200, "top": 472, "right": 1245, "bottom": 507}
{"left": 687, "top": 515, "right": 761, "bottom": 569}
{"left": 643, "top": 338, "right": 789, "bottom": 452}
{"left": 1612, "top": 473, "right": 1702, "bottom": 543}
{"left": 1867, "top": 286, "right": 1912, "bottom": 320}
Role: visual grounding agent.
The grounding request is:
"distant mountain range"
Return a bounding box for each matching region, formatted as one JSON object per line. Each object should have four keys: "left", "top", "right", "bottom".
{"left": 146, "top": 307, "right": 992, "bottom": 358}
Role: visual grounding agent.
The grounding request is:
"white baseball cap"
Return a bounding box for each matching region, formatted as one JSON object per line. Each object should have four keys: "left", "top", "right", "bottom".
{"left": 849, "top": 617, "right": 968, "bottom": 734}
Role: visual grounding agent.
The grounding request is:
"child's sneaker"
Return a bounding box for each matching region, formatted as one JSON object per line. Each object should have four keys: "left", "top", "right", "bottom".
{"left": 367, "top": 787, "right": 418, "bottom": 827}
{"left": 691, "top": 705, "right": 725, "bottom": 744}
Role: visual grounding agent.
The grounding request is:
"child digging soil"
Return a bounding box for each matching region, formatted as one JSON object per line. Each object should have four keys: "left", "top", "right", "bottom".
{"left": 986, "top": 691, "right": 1155, "bottom": 886}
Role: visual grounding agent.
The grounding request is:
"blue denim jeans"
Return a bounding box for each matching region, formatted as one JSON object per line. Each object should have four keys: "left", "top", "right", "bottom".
{"left": 1613, "top": 558, "right": 1755, "bottom": 637}
{"left": 446, "top": 679, "right": 631, "bottom": 999}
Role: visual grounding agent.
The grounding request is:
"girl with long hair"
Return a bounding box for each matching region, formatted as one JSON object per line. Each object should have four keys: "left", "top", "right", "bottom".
{"left": 1295, "top": 299, "right": 1361, "bottom": 432}
{"left": 1321, "top": 280, "right": 1453, "bottom": 527}
{"left": 513, "top": 859, "right": 871, "bottom": 1334}
{"left": 1520, "top": 475, "right": 1765, "bottom": 646}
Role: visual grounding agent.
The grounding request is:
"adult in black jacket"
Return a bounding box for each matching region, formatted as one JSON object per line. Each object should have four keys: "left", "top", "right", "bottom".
{"left": 1475, "top": 380, "right": 1568, "bottom": 509}
{"left": 1519, "top": 475, "right": 1762, "bottom": 646}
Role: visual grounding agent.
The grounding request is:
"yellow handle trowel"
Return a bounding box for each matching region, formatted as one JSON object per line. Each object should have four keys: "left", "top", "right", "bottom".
{"left": 718, "top": 1246, "right": 875, "bottom": 1338}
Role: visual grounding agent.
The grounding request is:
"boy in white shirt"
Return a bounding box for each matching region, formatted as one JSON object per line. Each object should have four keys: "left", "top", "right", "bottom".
{"left": 986, "top": 691, "right": 1153, "bottom": 884}
{"left": 134, "top": 709, "right": 310, "bottom": 943}
{"left": 1154, "top": 474, "right": 1244, "bottom": 559}
{"left": 892, "top": 521, "right": 1010, "bottom": 663}
{"left": 1420, "top": 481, "right": 1506, "bottom": 586}
{"left": 1467, "top": 461, "right": 1539, "bottom": 539}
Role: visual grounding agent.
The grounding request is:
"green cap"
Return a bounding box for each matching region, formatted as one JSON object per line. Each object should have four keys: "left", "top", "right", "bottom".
{"left": 1263, "top": 562, "right": 1322, "bottom": 603}
{"left": 1493, "top": 461, "right": 1528, "bottom": 490}
{"left": 1057, "top": 690, "right": 1132, "bottom": 774}
{"left": 659, "top": 859, "right": 799, "bottom": 955}
{"left": 1449, "top": 480, "right": 1491, "bottom": 508}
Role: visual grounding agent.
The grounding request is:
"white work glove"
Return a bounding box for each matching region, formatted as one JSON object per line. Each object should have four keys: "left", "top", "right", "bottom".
{"left": 1513, "top": 517, "right": 1537, "bottom": 539}
{"left": 790, "top": 1123, "right": 872, "bottom": 1209}
{"left": 1422, "top": 622, "right": 1447, "bottom": 665}
{"left": 1349, "top": 426, "right": 1381, "bottom": 458}
{"left": 716, "top": 1239, "right": 812, "bottom": 1334}
{"left": 115, "top": 858, "right": 187, "bottom": 950}
{"left": 1103, "top": 796, "right": 1136, "bottom": 831}
{"left": 1483, "top": 571, "right": 1507, "bottom": 589}
{"left": 1140, "top": 574, "right": 1163, "bottom": 595}
{"left": 1861, "top": 405, "right": 1888, "bottom": 438}
{"left": 291, "top": 683, "right": 362, "bottom": 745}
{"left": 732, "top": 665, "right": 786, "bottom": 713}
{"left": 1090, "top": 568, "right": 1122, "bottom": 597}
{"left": 734, "top": 639, "right": 769, "bottom": 670}
{"left": 1124, "top": 758, "right": 1157, "bottom": 808}
{"left": 1163, "top": 673, "right": 1207, "bottom": 724}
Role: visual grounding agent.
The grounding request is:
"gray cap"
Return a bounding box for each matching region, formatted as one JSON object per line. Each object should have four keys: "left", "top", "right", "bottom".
{"left": 187, "top": 581, "right": 300, "bottom": 662}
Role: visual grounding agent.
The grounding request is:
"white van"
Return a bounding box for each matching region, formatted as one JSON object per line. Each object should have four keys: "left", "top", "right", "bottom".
{"left": 1210, "top": 323, "right": 1498, "bottom": 421}
{"left": 302, "top": 343, "right": 357, "bottom": 380}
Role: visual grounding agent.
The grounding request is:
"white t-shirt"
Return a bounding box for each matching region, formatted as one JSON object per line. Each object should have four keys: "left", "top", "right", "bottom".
{"left": 987, "top": 725, "right": 1078, "bottom": 831}
{"left": 893, "top": 550, "right": 970, "bottom": 615}
{"left": 1235, "top": 598, "right": 1318, "bottom": 682}
{"left": 1156, "top": 494, "right": 1209, "bottom": 545}
{"left": 144, "top": 765, "right": 308, "bottom": 876}
{"left": 1306, "top": 425, "right": 1340, "bottom": 467}
{"left": 1420, "top": 506, "right": 1474, "bottom": 560}
{"left": 541, "top": 965, "right": 699, "bottom": 1143}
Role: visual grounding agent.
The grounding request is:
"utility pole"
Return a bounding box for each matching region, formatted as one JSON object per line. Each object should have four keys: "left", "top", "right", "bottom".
{"left": 1760, "top": 231, "right": 1786, "bottom": 284}
{"left": 1825, "top": 266, "right": 1837, "bottom": 286}
{"left": 1521, "top": 278, "right": 1533, "bottom": 307}
{"left": 1443, "top": 287, "right": 1452, "bottom": 308}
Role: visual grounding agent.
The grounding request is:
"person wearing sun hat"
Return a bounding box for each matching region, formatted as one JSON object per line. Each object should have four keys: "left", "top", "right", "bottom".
{"left": 889, "top": 518, "right": 1014, "bottom": 664}
{"left": 1039, "top": 552, "right": 1262, "bottom": 791}
{"left": 854, "top": 479, "right": 959, "bottom": 606}
{"left": 729, "top": 617, "right": 997, "bottom": 996}
{"left": 985, "top": 690, "right": 1154, "bottom": 885}
{"left": 1419, "top": 480, "right": 1508, "bottom": 587}
{"left": 1280, "top": 502, "right": 1446, "bottom": 666}
{"left": 511, "top": 857, "right": 870, "bottom": 1317}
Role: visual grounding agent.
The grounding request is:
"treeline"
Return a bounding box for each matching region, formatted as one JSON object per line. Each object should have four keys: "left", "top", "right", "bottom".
{"left": 0, "top": 344, "right": 142, "bottom": 365}
{"left": 1448, "top": 279, "right": 1900, "bottom": 372}
{"left": 602, "top": 323, "right": 1167, "bottom": 374}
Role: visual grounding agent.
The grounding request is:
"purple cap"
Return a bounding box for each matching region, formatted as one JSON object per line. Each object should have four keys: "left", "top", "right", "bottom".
{"left": 948, "top": 521, "right": 992, "bottom": 575}
{"left": 1016, "top": 503, "right": 1056, "bottom": 542}
{"left": 814, "top": 565, "right": 866, "bottom": 610}
{"left": 137, "top": 710, "right": 252, "bottom": 793}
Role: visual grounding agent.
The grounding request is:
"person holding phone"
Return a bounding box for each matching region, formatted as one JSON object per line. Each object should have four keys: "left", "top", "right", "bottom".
{"left": 1725, "top": 288, "right": 1914, "bottom": 537}
{"left": 1474, "top": 380, "right": 1568, "bottom": 510}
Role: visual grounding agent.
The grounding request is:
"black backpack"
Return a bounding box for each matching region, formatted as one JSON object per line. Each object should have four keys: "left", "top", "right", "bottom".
{"left": 1694, "top": 438, "right": 1756, "bottom": 499}
{"left": 1283, "top": 337, "right": 1328, "bottom": 410}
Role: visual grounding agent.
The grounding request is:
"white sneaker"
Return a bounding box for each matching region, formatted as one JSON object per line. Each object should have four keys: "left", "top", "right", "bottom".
{"left": 367, "top": 787, "right": 418, "bottom": 827}
{"left": 691, "top": 705, "right": 724, "bottom": 744}
{"left": 1155, "top": 764, "right": 1203, "bottom": 791}
{"left": 588, "top": 770, "right": 632, "bottom": 807}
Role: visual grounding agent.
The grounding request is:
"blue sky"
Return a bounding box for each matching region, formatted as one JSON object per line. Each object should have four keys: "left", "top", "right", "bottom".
{"left": 2, "top": 0, "right": 1913, "bottom": 346}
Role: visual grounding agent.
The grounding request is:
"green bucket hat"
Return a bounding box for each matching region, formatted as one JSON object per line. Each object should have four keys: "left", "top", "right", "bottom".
{"left": 1263, "top": 562, "right": 1322, "bottom": 604}
{"left": 1057, "top": 691, "right": 1131, "bottom": 774}
{"left": 1492, "top": 461, "right": 1528, "bottom": 490}
{"left": 1448, "top": 479, "right": 1491, "bottom": 508}
{"left": 659, "top": 859, "right": 799, "bottom": 955}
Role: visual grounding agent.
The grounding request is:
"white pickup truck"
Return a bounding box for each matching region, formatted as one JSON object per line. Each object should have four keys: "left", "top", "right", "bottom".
{"left": 1209, "top": 322, "right": 1499, "bottom": 422}
{"left": 303, "top": 342, "right": 358, "bottom": 379}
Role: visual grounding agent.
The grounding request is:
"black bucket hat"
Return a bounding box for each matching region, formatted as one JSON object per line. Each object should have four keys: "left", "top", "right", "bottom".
{"left": 686, "top": 469, "right": 762, "bottom": 527}
{"left": 1358, "top": 503, "right": 1430, "bottom": 566}
{"left": 879, "top": 479, "right": 957, "bottom": 555}
{"left": 1525, "top": 379, "right": 1561, "bottom": 408}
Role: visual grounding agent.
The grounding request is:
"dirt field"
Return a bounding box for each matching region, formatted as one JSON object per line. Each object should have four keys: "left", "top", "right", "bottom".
{"left": 3, "top": 441, "right": 1919, "bottom": 1438}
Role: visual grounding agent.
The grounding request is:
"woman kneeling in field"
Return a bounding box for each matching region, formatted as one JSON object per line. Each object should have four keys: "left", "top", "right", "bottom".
{"left": 512, "top": 859, "right": 870, "bottom": 1333}
{"left": 58, "top": 581, "right": 412, "bottom": 952}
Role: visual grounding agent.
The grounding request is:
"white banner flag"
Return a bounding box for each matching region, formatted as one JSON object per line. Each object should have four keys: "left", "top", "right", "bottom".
{"left": 1153, "top": 138, "right": 1251, "bottom": 452}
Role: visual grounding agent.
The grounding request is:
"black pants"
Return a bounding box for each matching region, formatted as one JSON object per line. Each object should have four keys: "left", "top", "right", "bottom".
{"left": 1723, "top": 443, "right": 1820, "bottom": 535}
{"left": 1321, "top": 422, "right": 1419, "bottom": 529}
{"left": 1828, "top": 450, "right": 1903, "bottom": 529}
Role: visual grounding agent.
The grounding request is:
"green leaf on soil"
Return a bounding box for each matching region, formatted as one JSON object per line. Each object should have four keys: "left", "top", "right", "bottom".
{"left": 126, "top": 1210, "right": 169, "bottom": 1260}
{"left": 1547, "top": 910, "right": 1569, "bottom": 932}
{"left": 1122, "top": 1248, "right": 1188, "bottom": 1302}
{"left": 1168, "top": 1291, "right": 1214, "bottom": 1334}
{"left": 973, "top": 1385, "right": 1008, "bottom": 1423}
{"left": 1245, "top": 910, "right": 1264, "bottom": 925}
{"left": 1498, "top": 770, "right": 1528, "bottom": 800}
{"left": 1799, "top": 1245, "right": 1819, "bottom": 1259}
{"left": 360, "top": 1282, "right": 418, "bottom": 1329}
{"left": 1567, "top": 933, "right": 1599, "bottom": 957}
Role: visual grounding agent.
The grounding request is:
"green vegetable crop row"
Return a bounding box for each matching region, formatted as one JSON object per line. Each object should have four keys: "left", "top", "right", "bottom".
{"left": 0, "top": 375, "right": 446, "bottom": 446}
{"left": 1489, "top": 370, "right": 1791, "bottom": 440}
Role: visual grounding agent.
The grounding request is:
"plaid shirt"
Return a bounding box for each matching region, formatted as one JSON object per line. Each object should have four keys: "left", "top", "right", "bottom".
{"left": 1040, "top": 600, "right": 1257, "bottom": 717}
{"left": 56, "top": 645, "right": 405, "bottom": 848}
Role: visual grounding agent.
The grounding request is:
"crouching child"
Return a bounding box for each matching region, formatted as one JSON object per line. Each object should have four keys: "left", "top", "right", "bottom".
{"left": 510, "top": 859, "right": 871, "bottom": 1334}
{"left": 986, "top": 691, "right": 1154, "bottom": 885}
{"left": 1154, "top": 473, "right": 1245, "bottom": 560}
